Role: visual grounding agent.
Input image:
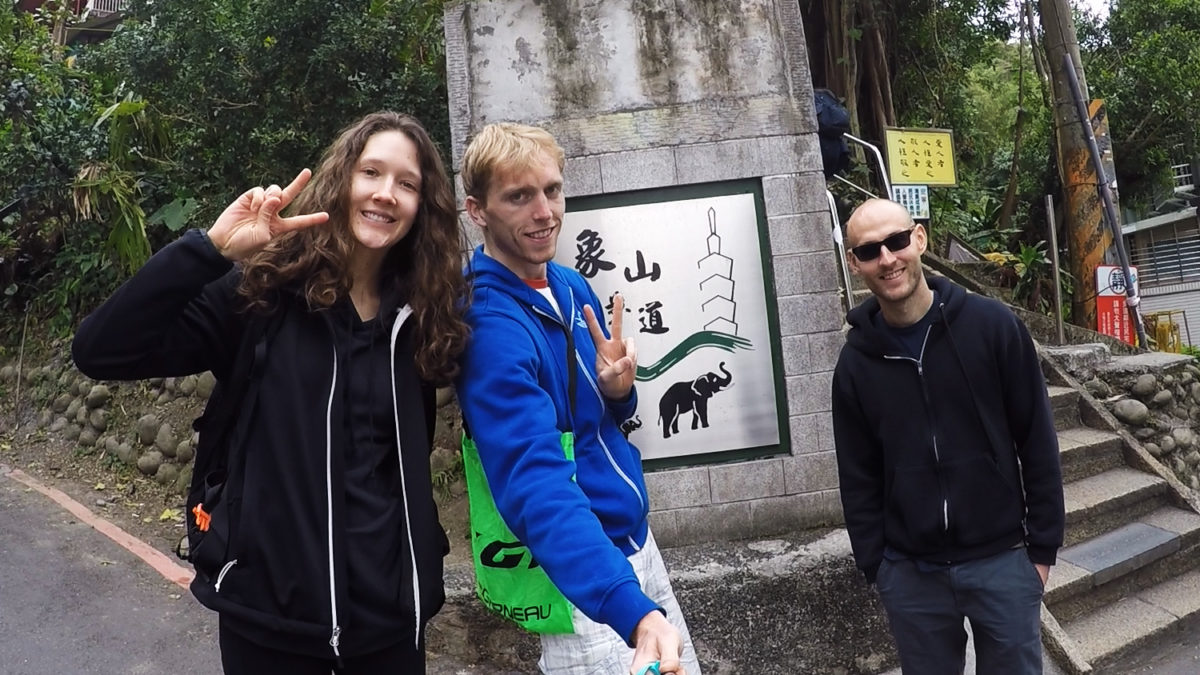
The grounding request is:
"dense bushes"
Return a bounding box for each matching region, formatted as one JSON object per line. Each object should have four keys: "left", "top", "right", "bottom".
{"left": 1, "top": 0, "right": 449, "bottom": 347}
{"left": 1, "top": 2, "right": 116, "bottom": 339}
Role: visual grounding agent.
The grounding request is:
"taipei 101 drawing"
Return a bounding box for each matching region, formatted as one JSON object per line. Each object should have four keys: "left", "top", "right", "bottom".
{"left": 555, "top": 190, "right": 782, "bottom": 459}
{"left": 699, "top": 207, "right": 737, "bottom": 335}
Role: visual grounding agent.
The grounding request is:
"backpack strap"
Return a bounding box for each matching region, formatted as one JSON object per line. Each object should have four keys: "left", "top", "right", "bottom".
{"left": 219, "top": 306, "right": 285, "bottom": 558}
{"left": 179, "top": 305, "right": 286, "bottom": 560}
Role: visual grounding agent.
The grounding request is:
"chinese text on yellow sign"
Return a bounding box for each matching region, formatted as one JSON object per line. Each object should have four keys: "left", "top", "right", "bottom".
{"left": 884, "top": 128, "right": 958, "bottom": 187}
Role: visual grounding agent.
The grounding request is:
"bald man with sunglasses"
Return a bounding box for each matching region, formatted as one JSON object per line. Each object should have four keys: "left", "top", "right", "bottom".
{"left": 831, "top": 199, "right": 1064, "bottom": 675}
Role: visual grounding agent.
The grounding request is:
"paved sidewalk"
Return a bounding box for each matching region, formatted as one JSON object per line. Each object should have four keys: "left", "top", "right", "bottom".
{"left": 0, "top": 466, "right": 220, "bottom": 675}
{"left": 0, "top": 465, "right": 499, "bottom": 675}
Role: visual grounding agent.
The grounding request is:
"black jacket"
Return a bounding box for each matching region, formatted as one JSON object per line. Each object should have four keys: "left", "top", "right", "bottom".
{"left": 831, "top": 277, "right": 1065, "bottom": 583}
{"left": 71, "top": 230, "right": 446, "bottom": 657}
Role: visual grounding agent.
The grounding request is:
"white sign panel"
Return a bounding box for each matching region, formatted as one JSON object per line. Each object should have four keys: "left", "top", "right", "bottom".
{"left": 559, "top": 191, "right": 782, "bottom": 461}
{"left": 890, "top": 184, "right": 930, "bottom": 220}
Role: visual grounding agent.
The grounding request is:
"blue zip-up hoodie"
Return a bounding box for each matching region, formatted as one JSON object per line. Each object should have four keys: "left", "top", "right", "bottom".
{"left": 455, "top": 246, "right": 659, "bottom": 644}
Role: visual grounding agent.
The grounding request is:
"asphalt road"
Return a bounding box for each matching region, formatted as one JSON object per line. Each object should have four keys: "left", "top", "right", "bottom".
{"left": 5, "top": 460, "right": 1199, "bottom": 675}
{"left": 0, "top": 468, "right": 221, "bottom": 675}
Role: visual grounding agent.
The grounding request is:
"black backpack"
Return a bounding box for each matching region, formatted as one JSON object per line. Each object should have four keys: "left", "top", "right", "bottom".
{"left": 814, "top": 88, "right": 852, "bottom": 178}
{"left": 176, "top": 307, "right": 285, "bottom": 580}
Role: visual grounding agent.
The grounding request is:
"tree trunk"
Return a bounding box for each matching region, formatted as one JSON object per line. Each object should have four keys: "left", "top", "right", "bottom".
{"left": 998, "top": 25, "right": 1030, "bottom": 233}
{"left": 860, "top": 0, "right": 895, "bottom": 144}
{"left": 1039, "top": 0, "right": 1109, "bottom": 329}
{"left": 824, "top": 0, "right": 861, "bottom": 138}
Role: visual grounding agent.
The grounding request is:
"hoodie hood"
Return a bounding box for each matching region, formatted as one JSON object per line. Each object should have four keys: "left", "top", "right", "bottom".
{"left": 844, "top": 275, "right": 968, "bottom": 356}
{"left": 465, "top": 245, "right": 571, "bottom": 320}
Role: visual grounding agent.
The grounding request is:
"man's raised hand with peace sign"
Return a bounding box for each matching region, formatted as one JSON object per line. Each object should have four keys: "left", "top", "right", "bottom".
{"left": 582, "top": 292, "right": 638, "bottom": 401}
{"left": 207, "top": 169, "right": 330, "bottom": 262}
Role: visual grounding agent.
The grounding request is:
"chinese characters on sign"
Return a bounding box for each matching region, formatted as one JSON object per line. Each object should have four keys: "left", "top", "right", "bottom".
{"left": 560, "top": 190, "right": 783, "bottom": 461}
{"left": 1096, "top": 265, "right": 1139, "bottom": 346}
{"left": 884, "top": 128, "right": 958, "bottom": 187}
{"left": 890, "top": 185, "right": 930, "bottom": 220}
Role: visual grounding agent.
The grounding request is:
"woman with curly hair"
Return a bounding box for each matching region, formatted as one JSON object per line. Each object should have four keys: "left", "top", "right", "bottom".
{"left": 72, "top": 111, "right": 468, "bottom": 674}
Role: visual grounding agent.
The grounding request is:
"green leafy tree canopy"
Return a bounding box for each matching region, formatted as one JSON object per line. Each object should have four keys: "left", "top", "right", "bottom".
{"left": 82, "top": 0, "right": 451, "bottom": 223}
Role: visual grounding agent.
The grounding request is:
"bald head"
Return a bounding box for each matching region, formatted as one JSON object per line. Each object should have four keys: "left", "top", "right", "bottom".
{"left": 846, "top": 199, "right": 914, "bottom": 248}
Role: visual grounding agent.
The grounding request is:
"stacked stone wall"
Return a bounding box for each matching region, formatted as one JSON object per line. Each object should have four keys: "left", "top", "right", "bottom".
{"left": 1096, "top": 362, "right": 1200, "bottom": 490}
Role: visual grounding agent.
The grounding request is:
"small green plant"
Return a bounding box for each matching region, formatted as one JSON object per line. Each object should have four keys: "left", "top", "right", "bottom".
{"left": 431, "top": 451, "right": 464, "bottom": 499}
{"left": 1182, "top": 344, "right": 1200, "bottom": 361}
{"left": 985, "top": 240, "right": 1072, "bottom": 316}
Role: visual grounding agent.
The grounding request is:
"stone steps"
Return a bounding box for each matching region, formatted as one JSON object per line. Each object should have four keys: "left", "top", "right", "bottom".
{"left": 1058, "top": 427, "right": 1124, "bottom": 484}
{"left": 1046, "top": 507, "right": 1200, "bottom": 622}
{"left": 1048, "top": 385, "right": 1081, "bottom": 432}
{"left": 1061, "top": 565, "right": 1200, "bottom": 667}
{"left": 1062, "top": 467, "right": 1169, "bottom": 547}
{"left": 1040, "top": 344, "right": 1200, "bottom": 672}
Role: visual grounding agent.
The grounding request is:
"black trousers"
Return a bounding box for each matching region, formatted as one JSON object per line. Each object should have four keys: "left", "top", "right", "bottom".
{"left": 875, "top": 547, "right": 1044, "bottom": 675}
{"left": 219, "top": 618, "right": 426, "bottom": 675}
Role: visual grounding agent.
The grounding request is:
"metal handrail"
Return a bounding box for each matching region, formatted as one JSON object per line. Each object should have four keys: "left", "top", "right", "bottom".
{"left": 827, "top": 190, "right": 855, "bottom": 315}
{"left": 844, "top": 133, "right": 892, "bottom": 197}
{"left": 1, "top": 197, "right": 24, "bottom": 221}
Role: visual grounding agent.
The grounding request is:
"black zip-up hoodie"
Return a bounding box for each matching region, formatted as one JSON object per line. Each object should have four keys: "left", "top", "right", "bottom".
{"left": 71, "top": 230, "right": 447, "bottom": 657}
{"left": 831, "top": 276, "right": 1065, "bottom": 583}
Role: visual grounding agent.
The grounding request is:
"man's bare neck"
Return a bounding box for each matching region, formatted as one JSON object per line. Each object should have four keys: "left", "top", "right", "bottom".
{"left": 879, "top": 284, "right": 935, "bottom": 328}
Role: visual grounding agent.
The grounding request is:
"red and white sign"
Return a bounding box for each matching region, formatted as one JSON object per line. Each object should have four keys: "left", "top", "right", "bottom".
{"left": 1096, "top": 265, "right": 1139, "bottom": 345}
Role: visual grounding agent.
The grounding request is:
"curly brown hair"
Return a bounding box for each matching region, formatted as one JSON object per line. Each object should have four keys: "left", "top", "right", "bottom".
{"left": 238, "top": 112, "right": 468, "bottom": 384}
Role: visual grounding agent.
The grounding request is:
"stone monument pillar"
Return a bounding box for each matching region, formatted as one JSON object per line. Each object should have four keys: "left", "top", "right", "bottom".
{"left": 445, "top": 0, "right": 844, "bottom": 544}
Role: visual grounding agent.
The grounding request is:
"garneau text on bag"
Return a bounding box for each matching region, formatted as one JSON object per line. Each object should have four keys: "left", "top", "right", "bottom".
{"left": 461, "top": 431, "right": 575, "bottom": 634}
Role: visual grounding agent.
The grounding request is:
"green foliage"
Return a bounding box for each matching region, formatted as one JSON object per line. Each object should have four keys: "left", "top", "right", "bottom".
{"left": 1079, "top": 0, "right": 1200, "bottom": 212}
{"left": 929, "top": 183, "right": 1004, "bottom": 249}
{"left": 73, "top": 93, "right": 174, "bottom": 274}
{"left": 1181, "top": 344, "right": 1200, "bottom": 361}
{"left": 0, "top": 2, "right": 119, "bottom": 338}
{"left": 39, "top": 224, "right": 122, "bottom": 334}
{"left": 986, "top": 240, "right": 1074, "bottom": 316}
{"left": 2, "top": 0, "right": 451, "bottom": 347}
{"left": 927, "top": 36, "right": 1054, "bottom": 245}
{"left": 890, "top": 0, "right": 1015, "bottom": 132}
{"left": 82, "top": 0, "right": 451, "bottom": 224}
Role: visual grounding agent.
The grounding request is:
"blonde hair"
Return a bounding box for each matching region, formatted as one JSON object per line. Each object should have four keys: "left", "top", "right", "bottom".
{"left": 461, "top": 122, "right": 565, "bottom": 204}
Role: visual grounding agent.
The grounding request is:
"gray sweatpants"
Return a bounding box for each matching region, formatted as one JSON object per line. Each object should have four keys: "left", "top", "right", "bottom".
{"left": 538, "top": 530, "right": 701, "bottom": 675}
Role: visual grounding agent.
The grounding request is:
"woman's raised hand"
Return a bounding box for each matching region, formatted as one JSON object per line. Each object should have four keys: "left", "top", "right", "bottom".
{"left": 206, "top": 169, "right": 330, "bottom": 261}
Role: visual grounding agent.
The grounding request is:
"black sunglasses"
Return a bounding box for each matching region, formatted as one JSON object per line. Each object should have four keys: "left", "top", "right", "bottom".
{"left": 850, "top": 227, "right": 916, "bottom": 261}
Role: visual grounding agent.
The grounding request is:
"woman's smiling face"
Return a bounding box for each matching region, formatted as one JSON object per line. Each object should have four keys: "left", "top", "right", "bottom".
{"left": 346, "top": 129, "right": 423, "bottom": 253}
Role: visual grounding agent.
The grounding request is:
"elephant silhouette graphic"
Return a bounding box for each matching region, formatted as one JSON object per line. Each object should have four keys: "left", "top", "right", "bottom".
{"left": 657, "top": 362, "right": 733, "bottom": 438}
{"left": 619, "top": 415, "right": 643, "bottom": 439}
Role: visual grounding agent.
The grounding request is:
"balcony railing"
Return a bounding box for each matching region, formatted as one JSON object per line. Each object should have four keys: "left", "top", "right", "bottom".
{"left": 1172, "top": 162, "right": 1194, "bottom": 191}
{"left": 1130, "top": 225, "right": 1200, "bottom": 286}
{"left": 85, "top": 0, "right": 126, "bottom": 17}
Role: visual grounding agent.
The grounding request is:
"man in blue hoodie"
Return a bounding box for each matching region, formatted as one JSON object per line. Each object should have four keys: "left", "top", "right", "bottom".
{"left": 832, "top": 198, "right": 1065, "bottom": 675}
{"left": 455, "top": 122, "right": 699, "bottom": 675}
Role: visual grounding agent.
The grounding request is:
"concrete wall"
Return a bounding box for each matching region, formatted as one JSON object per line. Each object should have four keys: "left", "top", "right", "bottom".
{"left": 445, "top": 0, "right": 844, "bottom": 545}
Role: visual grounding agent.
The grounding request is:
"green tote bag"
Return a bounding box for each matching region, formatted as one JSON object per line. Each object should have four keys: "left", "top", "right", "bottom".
{"left": 461, "top": 431, "right": 576, "bottom": 634}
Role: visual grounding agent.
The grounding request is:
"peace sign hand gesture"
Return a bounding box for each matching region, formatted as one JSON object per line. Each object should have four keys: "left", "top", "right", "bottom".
{"left": 583, "top": 293, "right": 638, "bottom": 401}
{"left": 207, "top": 169, "right": 330, "bottom": 261}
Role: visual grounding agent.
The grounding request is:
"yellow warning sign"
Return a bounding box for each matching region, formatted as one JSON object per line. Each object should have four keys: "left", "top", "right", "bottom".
{"left": 884, "top": 128, "right": 958, "bottom": 187}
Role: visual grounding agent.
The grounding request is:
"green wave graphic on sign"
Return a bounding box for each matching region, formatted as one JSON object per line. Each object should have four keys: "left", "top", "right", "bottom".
{"left": 636, "top": 331, "right": 753, "bottom": 381}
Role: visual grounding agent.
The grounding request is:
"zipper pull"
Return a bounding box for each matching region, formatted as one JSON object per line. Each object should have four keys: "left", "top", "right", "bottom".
{"left": 329, "top": 625, "right": 341, "bottom": 649}
{"left": 330, "top": 624, "right": 344, "bottom": 668}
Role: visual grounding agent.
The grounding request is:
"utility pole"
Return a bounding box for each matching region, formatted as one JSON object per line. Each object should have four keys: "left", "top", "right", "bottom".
{"left": 1039, "top": 0, "right": 1110, "bottom": 330}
